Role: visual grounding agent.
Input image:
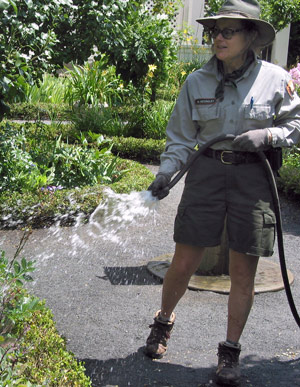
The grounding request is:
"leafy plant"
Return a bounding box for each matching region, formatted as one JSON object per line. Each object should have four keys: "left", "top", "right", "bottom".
{"left": 277, "top": 146, "right": 300, "bottom": 196}
{"left": 0, "top": 231, "right": 38, "bottom": 383}
{"left": 64, "top": 56, "right": 124, "bottom": 107}
{"left": 142, "top": 100, "right": 175, "bottom": 139}
{"left": 70, "top": 105, "right": 126, "bottom": 137}
{"left": 0, "top": 0, "right": 74, "bottom": 111}
{"left": 0, "top": 123, "right": 50, "bottom": 192}
{"left": 102, "top": 6, "right": 177, "bottom": 101}
{"left": 0, "top": 231, "right": 91, "bottom": 385}
{"left": 0, "top": 122, "right": 128, "bottom": 193}
{"left": 53, "top": 1, "right": 177, "bottom": 102}
{"left": 204, "top": 0, "right": 300, "bottom": 32}
{"left": 47, "top": 134, "right": 127, "bottom": 188}
{"left": 259, "top": 0, "right": 300, "bottom": 32}
{"left": 24, "top": 73, "right": 68, "bottom": 105}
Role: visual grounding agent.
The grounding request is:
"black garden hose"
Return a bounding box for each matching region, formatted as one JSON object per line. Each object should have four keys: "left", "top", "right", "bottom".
{"left": 167, "top": 134, "right": 300, "bottom": 328}
{"left": 258, "top": 151, "right": 300, "bottom": 328}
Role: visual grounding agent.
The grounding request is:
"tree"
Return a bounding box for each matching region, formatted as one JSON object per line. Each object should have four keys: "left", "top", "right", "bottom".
{"left": 259, "top": 0, "right": 300, "bottom": 32}
{"left": 0, "top": 0, "right": 177, "bottom": 110}
{"left": 204, "top": 0, "right": 300, "bottom": 32}
{"left": 0, "top": 0, "right": 73, "bottom": 115}
{"left": 53, "top": 0, "right": 177, "bottom": 101}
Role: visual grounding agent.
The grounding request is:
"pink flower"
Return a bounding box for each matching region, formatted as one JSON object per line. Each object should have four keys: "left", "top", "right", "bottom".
{"left": 289, "top": 64, "right": 300, "bottom": 85}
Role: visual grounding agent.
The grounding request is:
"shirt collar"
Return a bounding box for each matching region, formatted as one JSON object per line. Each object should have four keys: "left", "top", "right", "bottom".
{"left": 203, "top": 52, "right": 258, "bottom": 83}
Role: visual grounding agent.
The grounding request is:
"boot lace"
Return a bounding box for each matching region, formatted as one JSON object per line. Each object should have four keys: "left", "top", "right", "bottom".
{"left": 218, "top": 346, "right": 240, "bottom": 368}
{"left": 147, "top": 321, "right": 172, "bottom": 346}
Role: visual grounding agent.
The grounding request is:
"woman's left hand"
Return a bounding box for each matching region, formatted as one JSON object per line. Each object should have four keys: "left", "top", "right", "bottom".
{"left": 232, "top": 129, "right": 271, "bottom": 152}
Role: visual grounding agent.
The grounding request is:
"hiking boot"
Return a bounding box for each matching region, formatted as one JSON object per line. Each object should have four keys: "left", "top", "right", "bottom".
{"left": 216, "top": 341, "right": 241, "bottom": 386}
{"left": 144, "top": 310, "right": 175, "bottom": 359}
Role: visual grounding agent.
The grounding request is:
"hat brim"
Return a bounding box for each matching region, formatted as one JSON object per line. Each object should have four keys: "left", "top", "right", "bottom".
{"left": 196, "top": 15, "right": 275, "bottom": 47}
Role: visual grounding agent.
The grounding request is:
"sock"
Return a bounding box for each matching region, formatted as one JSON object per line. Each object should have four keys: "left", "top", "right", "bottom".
{"left": 225, "top": 340, "right": 240, "bottom": 349}
{"left": 157, "top": 312, "right": 171, "bottom": 323}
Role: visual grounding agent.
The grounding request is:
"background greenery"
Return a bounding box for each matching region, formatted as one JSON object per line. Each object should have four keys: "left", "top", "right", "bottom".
{"left": 204, "top": 0, "right": 300, "bottom": 32}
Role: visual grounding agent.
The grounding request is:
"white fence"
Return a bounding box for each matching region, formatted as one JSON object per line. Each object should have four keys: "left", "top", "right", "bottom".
{"left": 177, "top": 45, "right": 212, "bottom": 63}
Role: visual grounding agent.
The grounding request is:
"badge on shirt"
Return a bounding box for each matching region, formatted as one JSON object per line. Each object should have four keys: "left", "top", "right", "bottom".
{"left": 195, "top": 98, "right": 217, "bottom": 105}
{"left": 286, "top": 80, "right": 295, "bottom": 100}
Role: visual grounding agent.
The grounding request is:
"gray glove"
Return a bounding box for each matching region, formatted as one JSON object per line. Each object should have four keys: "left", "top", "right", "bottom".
{"left": 148, "top": 173, "right": 170, "bottom": 200}
{"left": 232, "top": 129, "right": 271, "bottom": 152}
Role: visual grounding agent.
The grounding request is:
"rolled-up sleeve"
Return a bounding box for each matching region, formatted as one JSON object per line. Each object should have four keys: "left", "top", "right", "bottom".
{"left": 269, "top": 75, "right": 300, "bottom": 147}
{"left": 158, "top": 78, "right": 199, "bottom": 178}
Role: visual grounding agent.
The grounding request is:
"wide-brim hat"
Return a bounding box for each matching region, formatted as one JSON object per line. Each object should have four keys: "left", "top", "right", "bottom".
{"left": 196, "top": 0, "right": 275, "bottom": 47}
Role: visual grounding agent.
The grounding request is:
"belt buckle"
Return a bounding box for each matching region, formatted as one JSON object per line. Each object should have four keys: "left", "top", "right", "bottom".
{"left": 220, "top": 150, "right": 234, "bottom": 165}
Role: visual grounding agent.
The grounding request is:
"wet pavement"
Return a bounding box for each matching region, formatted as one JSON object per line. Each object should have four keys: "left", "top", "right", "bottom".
{"left": 0, "top": 165, "right": 300, "bottom": 387}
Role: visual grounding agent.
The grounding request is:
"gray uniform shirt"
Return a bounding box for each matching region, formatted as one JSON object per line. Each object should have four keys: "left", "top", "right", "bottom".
{"left": 158, "top": 55, "right": 300, "bottom": 179}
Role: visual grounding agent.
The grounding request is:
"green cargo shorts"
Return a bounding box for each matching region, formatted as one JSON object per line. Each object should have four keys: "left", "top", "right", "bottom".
{"left": 174, "top": 154, "right": 276, "bottom": 257}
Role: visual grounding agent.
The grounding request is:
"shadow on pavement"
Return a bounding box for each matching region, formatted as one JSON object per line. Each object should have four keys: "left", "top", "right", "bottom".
{"left": 81, "top": 347, "right": 215, "bottom": 387}
{"left": 97, "top": 265, "right": 162, "bottom": 286}
{"left": 80, "top": 348, "right": 300, "bottom": 387}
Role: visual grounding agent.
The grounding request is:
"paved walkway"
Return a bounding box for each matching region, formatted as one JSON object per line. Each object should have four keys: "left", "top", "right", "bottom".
{"left": 0, "top": 165, "right": 300, "bottom": 386}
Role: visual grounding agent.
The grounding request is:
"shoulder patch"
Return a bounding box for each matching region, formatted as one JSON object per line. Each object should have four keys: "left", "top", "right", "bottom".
{"left": 286, "top": 80, "right": 295, "bottom": 100}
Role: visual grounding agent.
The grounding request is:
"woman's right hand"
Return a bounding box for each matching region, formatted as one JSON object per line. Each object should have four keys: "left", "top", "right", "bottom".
{"left": 148, "top": 173, "right": 170, "bottom": 200}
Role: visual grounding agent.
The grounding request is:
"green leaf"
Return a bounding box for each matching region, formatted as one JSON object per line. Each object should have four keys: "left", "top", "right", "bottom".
{"left": 13, "top": 261, "right": 21, "bottom": 274}
{"left": 22, "top": 274, "right": 34, "bottom": 282}
{"left": 0, "top": 0, "right": 12, "bottom": 10}
{"left": 21, "top": 257, "right": 27, "bottom": 270}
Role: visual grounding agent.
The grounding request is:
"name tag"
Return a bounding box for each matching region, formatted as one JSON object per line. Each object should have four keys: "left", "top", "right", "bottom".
{"left": 195, "top": 98, "right": 216, "bottom": 105}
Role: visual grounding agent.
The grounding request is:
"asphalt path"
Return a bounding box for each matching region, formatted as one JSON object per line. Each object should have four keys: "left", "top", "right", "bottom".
{"left": 0, "top": 164, "right": 300, "bottom": 386}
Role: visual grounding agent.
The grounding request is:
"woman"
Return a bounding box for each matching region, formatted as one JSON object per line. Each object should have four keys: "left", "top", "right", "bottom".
{"left": 144, "top": 0, "right": 300, "bottom": 386}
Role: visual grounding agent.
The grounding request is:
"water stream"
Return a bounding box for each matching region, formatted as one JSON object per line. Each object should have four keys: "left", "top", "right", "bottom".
{"left": 0, "top": 188, "right": 160, "bottom": 268}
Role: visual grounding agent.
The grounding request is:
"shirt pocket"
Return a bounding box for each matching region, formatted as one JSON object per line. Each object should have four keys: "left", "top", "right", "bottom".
{"left": 192, "top": 105, "right": 220, "bottom": 123}
{"left": 243, "top": 104, "right": 275, "bottom": 126}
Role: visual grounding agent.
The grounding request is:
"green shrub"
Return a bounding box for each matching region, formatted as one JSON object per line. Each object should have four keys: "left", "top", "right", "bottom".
{"left": 70, "top": 100, "right": 174, "bottom": 140}
{"left": 70, "top": 105, "right": 127, "bottom": 137}
{"left": 277, "top": 147, "right": 300, "bottom": 198}
{"left": 0, "top": 159, "right": 154, "bottom": 229}
{"left": 112, "top": 136, "right": 165, "bottom": 163}
{"left": 6, "top": 102, "right": 70, "bottom": 121}
{"left": 18, "top": 307, "right": 91, "bottom": 386}
{"left": 0, "top": 248, "right": 91, "bottom": 386}
{"left": 0, "top": 123, "right": 126, "bottom": 193}
{"left": 2, "top": 120, "right": 77, "bottom": 143}
{"left": 0, "top": 0, "right": 73, "bottom": 109}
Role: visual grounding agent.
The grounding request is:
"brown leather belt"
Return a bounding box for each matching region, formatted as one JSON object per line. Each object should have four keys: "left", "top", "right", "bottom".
{"left": 203, "top": 148, "right": 260, "bottom": 165}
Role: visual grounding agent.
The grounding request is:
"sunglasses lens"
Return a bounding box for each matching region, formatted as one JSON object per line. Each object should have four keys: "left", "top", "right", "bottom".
{"left": 222, "top": 29, "right": 232, "bottom": 39}
{"left": 211, "top": 27, "right": 221, "bottom": 39}
{"left": 211, "top": 28, "right": 234, "bottom": 39}
{"left": 211, "top": 28, "right": 219, "bottom": 38}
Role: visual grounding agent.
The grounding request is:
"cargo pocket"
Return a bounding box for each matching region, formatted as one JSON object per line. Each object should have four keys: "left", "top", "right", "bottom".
{"left": 261, "top": 211, "right": 276, "bottom": 253}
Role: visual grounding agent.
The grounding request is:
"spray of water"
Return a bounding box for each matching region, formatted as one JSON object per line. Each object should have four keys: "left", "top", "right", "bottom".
{"left": 11, "top": 188, "right": 160, "bottom": 268}
{"left": 88, "top": 188, "right": 159, "bottom": 242}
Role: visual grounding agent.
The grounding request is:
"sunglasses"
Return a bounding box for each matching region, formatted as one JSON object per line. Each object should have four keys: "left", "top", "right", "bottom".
{"left": 210, "top": 27, "right": 245, "bottom": 40}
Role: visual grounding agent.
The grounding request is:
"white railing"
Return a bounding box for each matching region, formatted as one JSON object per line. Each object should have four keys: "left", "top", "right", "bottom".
{"left": 177, "top": 45, "right": 212, "bottom": 63}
